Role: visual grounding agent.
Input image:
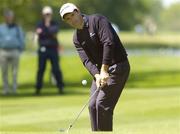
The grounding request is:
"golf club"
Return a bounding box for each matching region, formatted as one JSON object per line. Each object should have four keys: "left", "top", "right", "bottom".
{"left": 59, "top": 87, "right": 99, "bottom": 133}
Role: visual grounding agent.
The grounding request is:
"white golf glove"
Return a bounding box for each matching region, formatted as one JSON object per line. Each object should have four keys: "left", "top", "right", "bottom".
{"left": 95, "top": 72, "right": 109, "bottom": 88}
{"left": 100, "top": 71, "right": 109, "bottom": 87}
{"left": 95, "top": 74, "right": 101, "bottom": 88}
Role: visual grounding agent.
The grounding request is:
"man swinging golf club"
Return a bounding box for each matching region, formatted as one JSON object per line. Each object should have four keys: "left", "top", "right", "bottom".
{"left": 59, "top": 3, "right": 130, "bottom": 131}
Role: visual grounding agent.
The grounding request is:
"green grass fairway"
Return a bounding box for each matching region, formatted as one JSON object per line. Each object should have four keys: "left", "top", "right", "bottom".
{"left": 26, "top": 30, "right": 180, "bottom": 51}
{"left": 12, "top": 54, "right": 180, "bottom": 88}
{"left": 0, "top": 87, "right": 179, "bottom": 134}
{"left": 0, "top": 53, "right": 180, "bottom": 133}
{"left": 57, "top": 30, "right": 180, "bottom": 49}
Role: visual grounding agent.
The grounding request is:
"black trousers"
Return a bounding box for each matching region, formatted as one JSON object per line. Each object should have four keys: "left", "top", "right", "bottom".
{"left": 36, "top": 48, "right": 64, "bottom": 91}
{"left": 89, "top": 60, "right": 130, "bottom": 131}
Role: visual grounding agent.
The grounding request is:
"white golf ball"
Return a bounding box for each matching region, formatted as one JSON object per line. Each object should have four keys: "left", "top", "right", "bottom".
{"left": 82, "top": 80, "right": 87, "bottom": 85}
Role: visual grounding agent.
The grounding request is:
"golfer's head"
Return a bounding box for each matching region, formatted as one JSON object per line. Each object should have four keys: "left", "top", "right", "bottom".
{"left": 59, "top": 3, "right": 83, "bottom": 29}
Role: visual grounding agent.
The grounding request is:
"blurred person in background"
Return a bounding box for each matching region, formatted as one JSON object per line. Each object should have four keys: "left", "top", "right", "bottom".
{"left": 0, "top": 9, "right": 25, "bottom": 95}
{"left": 35, "top": 6, "right": 64, "bottom": 95}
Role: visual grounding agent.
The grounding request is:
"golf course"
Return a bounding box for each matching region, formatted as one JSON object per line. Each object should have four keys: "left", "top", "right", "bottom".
{"left": 0, "top": 30, "right": 180, "bottom": 134}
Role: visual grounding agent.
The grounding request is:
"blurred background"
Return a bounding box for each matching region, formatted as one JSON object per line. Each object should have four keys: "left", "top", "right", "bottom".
{"left": 0, "top": 0, "right": 179, "bottom": 134}
{"left": 0, "top": 0, "right": 179, "bottom": 90}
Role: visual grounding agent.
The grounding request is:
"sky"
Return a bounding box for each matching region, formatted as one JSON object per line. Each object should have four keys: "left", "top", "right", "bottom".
{"left": 162, "top": 0, "right": 180, "bottom": 7}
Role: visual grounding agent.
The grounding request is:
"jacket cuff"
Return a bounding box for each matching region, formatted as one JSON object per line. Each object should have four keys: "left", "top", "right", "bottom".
{"left": 90, "top": 68, "right": 100, "bottom": 77}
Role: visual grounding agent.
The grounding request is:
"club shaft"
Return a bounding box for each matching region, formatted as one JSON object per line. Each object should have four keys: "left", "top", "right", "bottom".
{"left": 68, "top": 88, "right": 99, "bottom": 128}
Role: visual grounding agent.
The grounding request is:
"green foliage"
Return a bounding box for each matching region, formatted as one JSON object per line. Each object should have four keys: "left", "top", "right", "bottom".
{"left": 0, "top": 0, "right": 161, "bottom": 30}
{"left": 159, "top": 3, "right": 180, "bottom": 31}
{"left": 70, "top": 0, "right": 158, "bottom": 30}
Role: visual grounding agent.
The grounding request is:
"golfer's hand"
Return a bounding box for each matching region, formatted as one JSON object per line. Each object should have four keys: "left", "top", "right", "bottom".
{"left": 100, "top": 71, "right": 109, "bottom": 87}
{"left": 95, "top": 74, "right": 101, "bottom": 88}
{"left": 100, "top": 64, "right": 110, "bottom": 87}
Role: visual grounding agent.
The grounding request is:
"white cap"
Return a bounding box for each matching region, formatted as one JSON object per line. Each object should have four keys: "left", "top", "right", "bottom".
{"left": 42, "top": 6, "right": 53, "bottom": 15}
{"left": 59, "top": 3, "right": 78, "bottom": 19}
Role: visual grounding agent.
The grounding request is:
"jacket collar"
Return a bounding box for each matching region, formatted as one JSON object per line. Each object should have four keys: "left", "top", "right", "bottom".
{"left": 6, "top": 23, "right": 16, "bottom": 28}
{"left": 82, "top": 14, "right": 89, "bottom": 28}
{"left": 77, "top": 14, "right": 88, "bottom": 33}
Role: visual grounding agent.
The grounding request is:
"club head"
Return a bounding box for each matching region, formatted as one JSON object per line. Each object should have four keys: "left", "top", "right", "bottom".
{"left": 59, "top": 125, "right": 72, "bottom": 133}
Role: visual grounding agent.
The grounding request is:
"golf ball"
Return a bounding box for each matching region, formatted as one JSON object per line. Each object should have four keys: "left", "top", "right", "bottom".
{"left": 82, "top": 80, "right": 87, "bottom": 85}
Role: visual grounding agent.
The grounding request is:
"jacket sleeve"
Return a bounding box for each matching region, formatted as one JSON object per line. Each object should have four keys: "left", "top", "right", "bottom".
{"left": 36, "top": 21, "right": 59, "bottom": 36}
{"left": 17, "top": 26, "right": 25, "bottom": 51}
{"left": 96, "top": 16, "right": 115, "bottom": 65}
{"left": 74, "top": 42, "right": 100, "bottom": 77}
{"left": 47, "top": 22, "right": 59, "bottom": 34}
{"left": 36, "top": 22, "right": 46, "bottom": 36}
{"left": 0, "top": 26, "right": 3, "bottom": 46}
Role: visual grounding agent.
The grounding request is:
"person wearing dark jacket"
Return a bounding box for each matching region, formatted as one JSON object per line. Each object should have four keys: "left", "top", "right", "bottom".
{"left": 59, "top": 3, "right": 130, "bottom": 131}
{"left": 35, "top": 6, "right": 64, "bottom": 95}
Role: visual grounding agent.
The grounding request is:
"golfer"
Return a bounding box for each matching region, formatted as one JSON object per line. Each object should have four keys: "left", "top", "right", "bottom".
{"left": 59, "top": 3, "right": 130, "bottom": 131}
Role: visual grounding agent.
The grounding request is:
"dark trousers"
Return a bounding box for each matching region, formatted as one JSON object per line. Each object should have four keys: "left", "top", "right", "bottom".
{"left": 89, "top": 60, "right": 130, "bottom": 131}
{"left": 36, "top": 48, "right": 64, "bottom": 91}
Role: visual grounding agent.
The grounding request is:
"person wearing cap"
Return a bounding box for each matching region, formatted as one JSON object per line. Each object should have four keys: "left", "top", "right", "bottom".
{"left": 0, "top": 9, "right": 25, "bottom": 95}
{"left": 35, "top": 6, "right": 64, "bottom": 95}
{"left": 59, "top": 3, "right": 130, "bottom": 131}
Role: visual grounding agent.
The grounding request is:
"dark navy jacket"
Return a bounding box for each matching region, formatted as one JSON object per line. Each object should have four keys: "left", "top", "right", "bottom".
{"left": 73, "top": 14, "right": 127, "bottom": 77}
{"left": 36, "top": 20, "right": 59, "bottom": 48}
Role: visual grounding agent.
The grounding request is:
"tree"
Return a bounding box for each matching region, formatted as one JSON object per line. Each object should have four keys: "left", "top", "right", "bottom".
{"left": 72, "top": 0, "right": 160, "bottom": 30}
{"left": 0, "top": 0, "right": 161, "bottom": 30}
{"left": 159, "top": 3, "right": 180, "bottom": 31}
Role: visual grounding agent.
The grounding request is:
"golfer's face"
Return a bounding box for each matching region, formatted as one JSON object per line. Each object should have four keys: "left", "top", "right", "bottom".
{"left": 64, "top": 11, "right": 83, "bottom": 29}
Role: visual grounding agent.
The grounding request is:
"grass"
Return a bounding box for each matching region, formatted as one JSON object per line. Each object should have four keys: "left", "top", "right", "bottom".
{"left": 120, "top": 32, "right": 180, "bottom": 49}
{"left": 128, "top": 55, "right": 180, "bottom": 88}
{"left": 0, "top": 54, "right": 180, "bottom": 134}
{"left": 0, "top": 31, "right": 180, "bottom": 133}
{"left": 25, "top": 30, "right": 180, "bottom": 51}
{"left": 59, "top": 30, "right": 180, "bottom": 49}
{"left": 0, "top": 87, "right": 179, "bottom": 134}
{"left": 0, "top": 54, "right": 178, "bottom": 89}
{"left": 0, "top": 54, "right": 180, "bottom": 89}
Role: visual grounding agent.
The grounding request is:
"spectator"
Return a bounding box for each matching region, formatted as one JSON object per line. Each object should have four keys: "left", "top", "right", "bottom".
{"left": 35, "top": 6, "right": 64, "bottom": 95}
{"left": 0, "top": 9, "right": 25, "bottom": 95}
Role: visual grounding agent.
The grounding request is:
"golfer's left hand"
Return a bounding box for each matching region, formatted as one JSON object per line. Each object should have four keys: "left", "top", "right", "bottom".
{"left": 95, "top": 74, "right": 101, "bottom": 88}
{"left": 100, "top": 71, "right": 109, "bottom": 87}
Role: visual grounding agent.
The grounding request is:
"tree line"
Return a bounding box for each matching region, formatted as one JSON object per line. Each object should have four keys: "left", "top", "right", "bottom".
{"left": 1, "top": 0, "right": 178, "bottom": 31}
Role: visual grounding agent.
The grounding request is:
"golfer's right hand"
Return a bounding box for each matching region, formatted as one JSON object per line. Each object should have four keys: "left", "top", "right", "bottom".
{"left": 95, "top": 74, "right": 101, "bottom": 89}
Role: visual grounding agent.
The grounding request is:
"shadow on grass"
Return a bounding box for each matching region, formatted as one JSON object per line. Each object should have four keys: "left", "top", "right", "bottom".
{"left": 0, "top": 70, "right": 179, "bottom": 98}
{"left": 0, "top": 88, "right": 89, "bottom": 98}
{"left": 127, "top": 70, "right": 180, "bottom": 88}
{"left": 71, "top": 70, "right": 180, "bottom": 89}
{"left": 0, "top": 82, "right": 89, "bottom": 98}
